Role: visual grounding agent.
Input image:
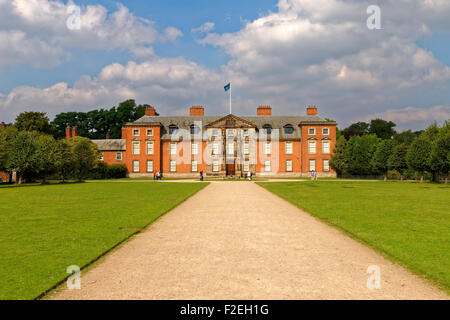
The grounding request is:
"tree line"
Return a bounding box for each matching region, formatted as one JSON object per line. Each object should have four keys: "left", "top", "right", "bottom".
{"left": 331, "top": 119, "right": 450, "bottom": 182}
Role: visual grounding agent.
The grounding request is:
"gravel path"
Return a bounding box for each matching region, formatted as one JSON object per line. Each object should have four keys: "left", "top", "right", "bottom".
{"left": 52, "top": 182, "right": 448, "bottom": 299}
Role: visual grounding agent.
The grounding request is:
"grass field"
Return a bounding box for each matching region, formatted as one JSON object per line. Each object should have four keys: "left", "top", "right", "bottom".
{"left": 257, "top": 181, "right": 450, "bottom": 292}
{"left": 0, "top": 181, "right": 207, "bottom": 300}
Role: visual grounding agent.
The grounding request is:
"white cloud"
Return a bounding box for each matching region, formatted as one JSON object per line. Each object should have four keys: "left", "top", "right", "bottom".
{"left": 0, "top": 0, "right": 182, "bottom": 66}
{"left": 191, "top": 22, "right": 215, "bottom": 34}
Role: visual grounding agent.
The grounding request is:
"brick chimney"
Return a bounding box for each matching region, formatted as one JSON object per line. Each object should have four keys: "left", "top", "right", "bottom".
{"left": 190, "top": 106, "right": 204, "bottom": 116}
{"left": 257, "top": 106, "right": 272, "bottom": 116}
{"left": 307, "top": 105, "right": 318, "bottom": 116}
{"left": 106, "top": 131, "right": 111, "bottom": 139}
{"left": 65, "top": 125, "right": 72, "bottom": 139}
{"left": 145, "top": 106, "right": 156, "bottom": 116}
{"left": 0, "top": 122, "right": 5, "bottom": 131}
{"left": 71, "top": 126, "right": 78, "bottom": 137}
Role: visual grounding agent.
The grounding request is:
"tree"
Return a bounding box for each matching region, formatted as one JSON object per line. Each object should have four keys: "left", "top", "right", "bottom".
{"left": 68, "top": 136, "right": 101, "bottom": 181}
{"left": 342, "top": 122, "right": 370, "bottom": 139}
{"left": 14, "top": 112, "right": 56, "bottom": 135}
{"left": 36, "top": 135, "right": 60, "bottom": 183}
{"left": 371, "top": 139, "right": 395, "bottom": 178}
{"left": 330, "top": 135, "right": 347, "bottom": 176}
{"left": 6, "top": 131, "right": 42, "bottom": 184}
{"left": 388, "top": 144, "right": 408, "bottom": 180}
{"left": 0, "top": 126, "right": 19, "bottom": 183}
{"left": 407, "top": 139, "right": 431, "bottom": 183}
{"left": 55, "top": 139, "right": 75, "bottom": 183}
{"left": 369, "top": 119, "right": 396, "bottom": 139}
{"left": 429, "top": 126, "right": 450, "bottom": 183}
{"left": 345, "top": 134, "right": 379, "bottom": 176}
{"left": 393, "top": 130, "right": 416, "bottom": 145}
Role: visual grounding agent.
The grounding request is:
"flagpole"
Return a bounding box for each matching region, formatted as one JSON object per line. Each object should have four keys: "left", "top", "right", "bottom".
{"left": 229, "top": 82, "right": 232, "bottom": 114}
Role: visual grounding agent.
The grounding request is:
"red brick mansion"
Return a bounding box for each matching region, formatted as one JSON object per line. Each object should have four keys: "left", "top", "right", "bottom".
{"left": 84, "top": 105, "right": 337, "bottom": 178}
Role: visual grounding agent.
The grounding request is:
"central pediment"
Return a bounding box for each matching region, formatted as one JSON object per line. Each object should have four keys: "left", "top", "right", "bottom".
{"left": 205, "top": 114, "right": 256, "bottom": 129}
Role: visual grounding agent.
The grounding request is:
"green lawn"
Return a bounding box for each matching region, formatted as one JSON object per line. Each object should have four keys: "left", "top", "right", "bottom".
{"left": 257, "top": 181, "right": 450, "bottom": 292}
{"left": 0, "top": 182, "right": 207, "bottom": 300}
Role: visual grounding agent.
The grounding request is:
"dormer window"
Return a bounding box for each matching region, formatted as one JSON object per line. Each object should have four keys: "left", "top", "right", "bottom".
{"left": 308, "top": 128, "right": 316, "bottom": 135}
{"left": 284, "top": 125, "right": 294, "bottom": 135}
{"left": 169, "top": 125, "right": 178, "bottom": 135}
{"left": 133, "top": 129, "right": 140, "bottom": 136}
{"left": 263, "top": 124, "right": 272, "bottom": 135}
{"left": 190, "top": 125, "right": 200, "bottom": 135}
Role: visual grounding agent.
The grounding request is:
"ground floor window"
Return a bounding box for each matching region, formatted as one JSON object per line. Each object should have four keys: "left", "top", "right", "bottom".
{"left": 286, "top": 159, "right": 293, "bottom": 172}
{"left": 116, "top": 152, "right": 122, "bottom": 161}
{"left": 264, "top": 159, "right": 271, "bottom": 172}
{"left": 133, "top": 160, "right": 140, "bottom": 173}
{"left": 147, "top": 160, "right": 153, "bottom": 173}
{"left": 309, "top": 159, "right": 316, "bottom": 172}
{"left": 191, "top": 160, "right": 198, "bottom": 172}
{"left": 170, "top": 160, "right": 176, "bottom": 172}
{"left": 243, "top": 160, "right": 249, "bottom": 172}
{"left": 212, "top": 160, "right": 219, "bottom": 172}
{"left": 323, "top": 159, "right": 330, "bottom": 172}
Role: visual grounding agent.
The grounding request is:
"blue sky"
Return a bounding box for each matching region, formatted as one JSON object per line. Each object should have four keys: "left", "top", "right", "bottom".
{"left": 0, "top": 0, "right": 449, "bottom": 130}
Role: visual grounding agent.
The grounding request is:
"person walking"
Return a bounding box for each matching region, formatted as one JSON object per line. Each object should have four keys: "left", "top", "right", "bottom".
{"left": 200, "top": 171, "right": 204, "bottom": 182}
{"left": 153, "top": 171, "right": 157, "bottom": 181}
{"left": 247, "top": 171, "right": 252, "bottom": 181}
{"left": 311, "top": 170, "right": 315, "bottom": 181}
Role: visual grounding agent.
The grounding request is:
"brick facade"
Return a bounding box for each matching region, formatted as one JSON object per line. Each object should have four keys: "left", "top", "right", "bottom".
{"left": 93, "top": 105, "right": 337, "bottom": 178}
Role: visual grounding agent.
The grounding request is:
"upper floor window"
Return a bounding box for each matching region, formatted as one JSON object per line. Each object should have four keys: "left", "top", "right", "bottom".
{"left": 284, "top": 125, "right": 294, "bottom": 135}
{"left": 227, "top": 142, "right": 234, "bottom": 155}
{"left": 322, "top": 128, "right": 329, "bottom": 135}
{"left": 169, "top": 142, "right": 177, "bottom": 156}
{"left": 191, "top": 125, "right": 200, "bottom": 135}
{"left": 308, "top": 128, "right": 316, "bottom": 135}
{"left": 308, "top": 141, "right": 316, "bottom": 154}
{"left": 191, "top": 142, "right": 198, "bottom": 155}
{"left": 212, "top": 142, "right": 219, "bottom": 155}
{"left": 227, "top": 129, "right": 234, "bottom": 137}
{"left": 322, "top": 141, "right": 330, "bottom": 154}
{"left": 243, "top": 129, "right": 249, "bottom": 136}
{"left": 133, "top": 129, "right": 140, "bottom": 137}
{"left": 132, "top": 141, "right": 140, "bottom": 155}
{"left": 212, "top": 129, "right": 219, "bottom": 137}
{"left": 169, "top": 125, "right": 178, "bottom": 135}
{"left": 264, "top": 141, "right": 271, "bottom": 155}
{"left": 263, "top": 125, "right": 272, "bottom": 135}
{"left": 146, "top": 129, "right": 153, "bottom": 136}
{"left": 285, "top": 141, "right": 293, "bottom": 155}
{"left": 147, "top": 141, "right": 154, "bottom": 155}
{"left": 243, "top": 142, "right": 250, "bottom": 155}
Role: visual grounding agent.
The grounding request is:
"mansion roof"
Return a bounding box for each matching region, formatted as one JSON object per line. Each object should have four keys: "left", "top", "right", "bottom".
{"left": 92, "top": 139, "right": 126, "bottom": 151}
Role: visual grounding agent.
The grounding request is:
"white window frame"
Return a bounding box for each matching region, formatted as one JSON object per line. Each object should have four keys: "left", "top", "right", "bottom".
{"left": 285, "top": 141, "right": 293, "bottom": 155}
{"left": 132, "top": 141, "right": 140, "bottom": 155}
{"left": 133, "top": 129, "right": 140, "bottom": 137}
{"left": 170, "top": 160, "right": 176, "bottom": 172}
{"left": 227, "top": 129, "right": 234, "bottom": 137}
{"left": 264, "top": 141, "right": 271, "bottom": 155}
{"left": 308, "top": 128, "right": 315, "bottom": 135}
{"left": 191, "top": 160, "right": 198, "bottom": 172}
{"left": 212, "top": 142, "right": 219, "bottom": 155}
{"left": 133, "top": 160, "right": 140, "bottom": 173}
{"left": 243, "top": 129, "right": 249, "bottom": 136}
{"left": 323, "top": 159, "right": 330, "bottom": 172}
{"left": 146, "top": 129, "right": 153, "bottom": 136}
{"left": 169, "top": 142, "right": 177, "bottom": 156}
{"left": 286, "top": 159, "right": 293, "bottom": 172}
{"left": 309, "top": 159, "right": 316, "bottom": 172}
{"left": 212, "top": 129, "right": 219, "bottom": 137}
{"left": 264, "top": 160, "right": 271, "bottom": 172}
{"left": 147, "top": 160, "right": 154, "bottom": 173}
{"left": 191, "top": 142, "right": 198, "bottom": 155}
{"left": 146, "top": 141, "right": 154, "bottom": 155}
{"left": 322, "top": 128, "right": 329, "bottom": 135}
{"left": 322, "top": 141, "right": 330, "bottom": 154}
{"left": 243, "top": 160, "right": 250, "bottom": 172}
{"left": 227, "top": 142, "right": 234, "bottom": 155}
{"left": 212, "top": 160, "right": 219, "bottom": 172}
{"left": 116, "top": 152, "right": 122, "bottom": 161}
{"left": 243, "top": 142, "right": 250, "bottom": 155}
{"left": 308, "top": 141, "right": 316, "bottom": 154}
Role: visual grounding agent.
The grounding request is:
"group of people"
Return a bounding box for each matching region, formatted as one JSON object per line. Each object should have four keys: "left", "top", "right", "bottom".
{"left": 153, "top": 171, "right": 162, "bottom": 180}
{"left": 310, "top": 170, "right": 318, "bottom": 181}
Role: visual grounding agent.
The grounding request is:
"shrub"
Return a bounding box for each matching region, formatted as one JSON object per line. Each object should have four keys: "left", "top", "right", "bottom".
{"left": 387, "top": 170, "right": 401, "bottom": 180}
{"left": 89, "top": 164, "right": 127, "bottom": 179}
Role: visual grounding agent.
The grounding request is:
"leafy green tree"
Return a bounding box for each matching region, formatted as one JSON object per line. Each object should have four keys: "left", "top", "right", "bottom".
{"left": 55, "top": 139, "right": 75, "bottom": 183}
{"left": 368, "top": 119, "right": 396, "bottom": 139}
{"left": 36, "top": 135, "right": 60, "bottom": 183}
{"left": 0, "top": 126, "right": 19, "bottom": 182}
{"left": 14, "top": 112, "right": 56, "bottom": 135}
{"left": 345, "top": 134, "right": 379, "bottom": 176}
{"left": 68, "top": 136, "right": 101, "bottom": 181}
{"left": 342, "top": 122, "right": 370, "bottom": 139}
{"left": 429, "top": 122, "right": 450, "bottom": 183}
{"left": 393, "top": 130, "right": 416, "bottom": 145}
{"left": 407, "top": 139, "right": 432, "bottom": 183}
{"left": 371, "top": 139, "right": 395, "bottom": 177}
{"left": 388, "top": 144, "right": 409, "bottom": 180}
{"left": 6, "top": 131, "right": 42, "bottom": 184}
{"left": 330, "top": 135, "right": 347, "bottom": 176}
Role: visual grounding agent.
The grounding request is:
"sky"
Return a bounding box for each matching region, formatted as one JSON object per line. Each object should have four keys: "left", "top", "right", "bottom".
{"left": 0, "top": 0, "right": 449, "bottom": 131}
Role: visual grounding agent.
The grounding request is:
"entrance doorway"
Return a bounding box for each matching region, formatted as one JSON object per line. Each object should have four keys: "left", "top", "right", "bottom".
{"left": 226, "top": 163, "right": 235, "bottom": 176}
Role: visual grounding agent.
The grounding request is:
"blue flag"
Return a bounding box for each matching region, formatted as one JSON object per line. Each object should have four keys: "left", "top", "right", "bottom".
{"left": 224, "top": 82, "right": 230, "bottom": 92}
